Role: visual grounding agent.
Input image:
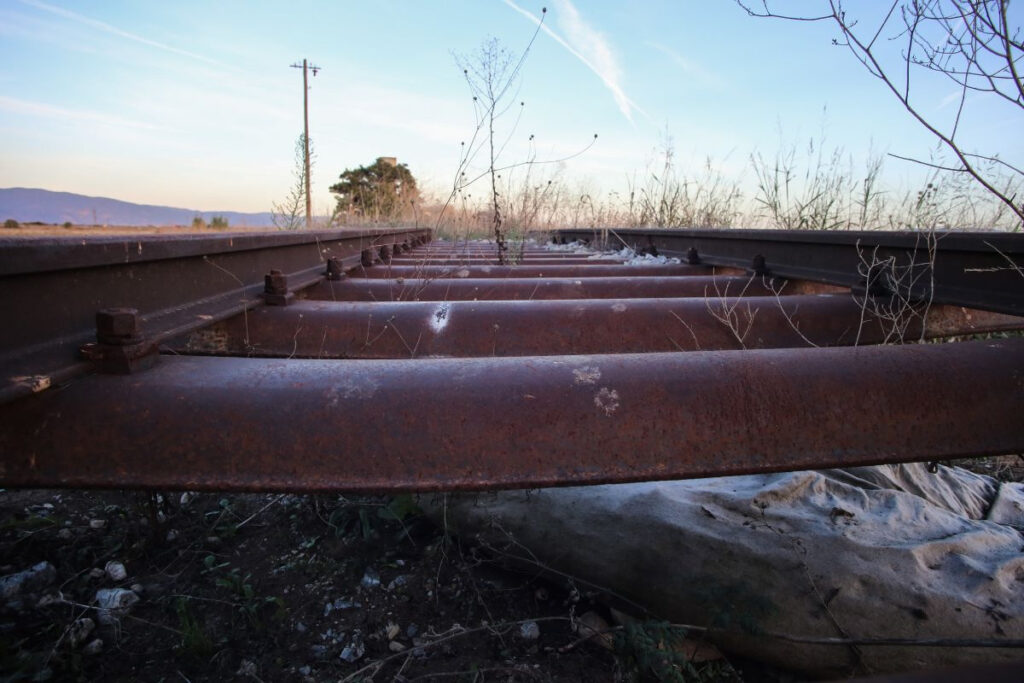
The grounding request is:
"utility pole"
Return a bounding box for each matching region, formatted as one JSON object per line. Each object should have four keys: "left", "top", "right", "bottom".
{"left": 290, "top": 59, "right": 320, "bottom": 229}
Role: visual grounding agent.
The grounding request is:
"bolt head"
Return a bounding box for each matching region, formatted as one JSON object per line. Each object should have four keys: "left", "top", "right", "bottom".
{"left": 265, "top": 270, "right": 288, "bottom": 295}
{"left": 96, "top": 308, "right": 139, "bottom": 342}
{"left": 326, "top": 257, "right": 343, "bottom": 280}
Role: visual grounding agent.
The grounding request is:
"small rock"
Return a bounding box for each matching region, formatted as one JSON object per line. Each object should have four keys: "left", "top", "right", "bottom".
{"left": 95, "top": 588, "right": 139, "bottom": 625}
{"left": 385, "top": 622, "right": 400, "bottom": 640}
{"left": 88, "top": 568, "right": 105, "bottom": 580}
{"left": 518, "top": 621, "right": 541, "bottom": 641}
{"left": 388, "top": 640, "right": 406, "bottom": 653}
{"left": 104, "top": 561, "right": 127, "bottom": 582}
{"left": 165, "top": 529, "right": 179, "bottom": 542}
{"left": 67, "top": 618, "right": 95, "bottom": 648}
{"left": 386, "top": 575, "right": 409, "bottom": 592}
{"left": 406, "top": 623, "right": 419, "bottom": 638}
{"left": 295, "top": 621, "right": 307, "bottom": 633}
{"left": 130, "top": 583, "right": 144, "bottom": 595}
{"left": 298, "top": 665, "right": 311, "bottom": 676}
{"left": 35, "top": 594, "right": 59, "bottom": 608}
{"left": 57, "top": 529, "right": 72, "bottom": 540}
{"left": 0, "top": 561, "right": 56, "bottom": 602}
{"left": 179, "top": 491, "right": 196, "bottom": 507}
{"left": 82, "top": 638, "right": 103, "bottom": 655}
{"left": 338, "top": 631, "right": 365, "bottom": 663}
{"left": 88, "top": 519, "right": 106, "bottom": 530}
{"left": 309, "top": 644, "right": 328, "bottom": 660}
{"left": 324, "top": 598, "right": 358, "bottom": 616}
{"left": 359, "top": 568, "right": 380, "bottom": 589}
{"left": 236, "top": 659, "right": 257, "bottom": 676}
{"left": 411, "top": 637, "right": 430, "bottom": 658}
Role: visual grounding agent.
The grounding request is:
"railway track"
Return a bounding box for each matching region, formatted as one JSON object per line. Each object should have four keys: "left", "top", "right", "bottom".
{"left": 0, "top": 226, "right": 1022, "bottom": 492}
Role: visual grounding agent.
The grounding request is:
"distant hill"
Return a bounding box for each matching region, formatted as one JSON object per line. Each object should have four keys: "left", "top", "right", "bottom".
{"left": 0, "top": 188, "right": 276, "bottom": 227}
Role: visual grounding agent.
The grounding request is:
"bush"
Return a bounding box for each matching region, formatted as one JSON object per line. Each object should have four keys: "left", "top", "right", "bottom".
{"left": 210, "top": 216, "right": 229, "bottom": 229}
{"left": 63, "top": 221, "right": 73, "bottom": 229}
{"left": 191, "top": 216, "right": 207, "bottom": 229}
{"left": 4, "top": 218, "right": 20, "bottom": 229}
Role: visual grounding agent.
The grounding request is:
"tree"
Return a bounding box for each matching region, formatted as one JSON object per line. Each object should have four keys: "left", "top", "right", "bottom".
{"left": 738, "top": 0, "right": 1023, "bottom": 226}
{"left": 273, "top": 134, "right": 313, "bottom": 231}
{"left": 330, "top": 157, "right": 419, "bottom": 222}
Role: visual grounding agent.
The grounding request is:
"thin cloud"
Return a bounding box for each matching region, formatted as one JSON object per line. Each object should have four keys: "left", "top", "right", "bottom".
{"left": 16, "top": 0, "right": 230, "bottom": 68}
{"left": 502, "top": 0, "right": 645, "bottom": 123}
{"left": 647, "top": 42, "right": 726, "bottom": 91}
{"left": 0, "top": 95, "right": 164, "bottom": 131}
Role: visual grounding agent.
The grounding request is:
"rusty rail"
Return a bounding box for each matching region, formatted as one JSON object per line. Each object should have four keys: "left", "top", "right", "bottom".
{"left": 1, "top": 228, "right": 1023, "bottom": 492}
{"left": 2, "top": 339, "right": 1022, "bottom": 491}
{"left": 554, "top": 228, "right": 1024, "bottom": 316}
{"left": 0, "top": 227, "right": 429, "bottom": 403}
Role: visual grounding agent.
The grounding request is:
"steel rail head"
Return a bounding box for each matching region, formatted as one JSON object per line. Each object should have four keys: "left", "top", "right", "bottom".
{"left": 1, "top": 339, "right": 1021, "bottom": 492}
{"left": 347, "top": 264, "right": 717, "bottom": 279}
{"left": 169, "top": 297, "right": 1024, "bottom": 359}
{"left": 303, "top": 275, "right": 789, "bottom": 302}
{"left": 554, "top": 228, "right": 1024, "bottom": 316}
{"left": 0, "top": 227, "right": 429, "bottom": 403}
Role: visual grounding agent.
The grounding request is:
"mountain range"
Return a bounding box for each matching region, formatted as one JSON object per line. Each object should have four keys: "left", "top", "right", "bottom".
{"left": 0, "top": 188, "right": 276, "bottom": 227}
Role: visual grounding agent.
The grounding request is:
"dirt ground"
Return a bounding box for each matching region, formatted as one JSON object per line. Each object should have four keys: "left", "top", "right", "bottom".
{"left": 3, "top": 460, "right": 1021, "bottom": 683}
{"left": 1, "top": 487, "right": 788, "bottom": 683}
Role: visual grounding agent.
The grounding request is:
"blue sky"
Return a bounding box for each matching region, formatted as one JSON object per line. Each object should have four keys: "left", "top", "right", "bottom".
{"left": 0, "top": 0, "right": 1020, "bottom": 213}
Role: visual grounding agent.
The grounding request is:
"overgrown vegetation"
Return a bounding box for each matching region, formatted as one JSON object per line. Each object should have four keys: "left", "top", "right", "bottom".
{"left": 311, "top": 1, "right": 1021, "bottom": 240}
{"left": 419, "top": 135, "right": 1022, "bottom": 241}
{"left": 739, "top": 0, "right": 1024, "bottom": 226}
{"left": 272, "top": 134, "right": 314, "bottom": 231}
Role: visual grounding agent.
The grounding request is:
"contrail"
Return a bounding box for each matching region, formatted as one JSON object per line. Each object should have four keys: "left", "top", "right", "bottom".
{"left": 17, "top": 0, "right": 231, "bottom": 69}
{"left": 502, "top": 0, "right": 646, "bottom": 123}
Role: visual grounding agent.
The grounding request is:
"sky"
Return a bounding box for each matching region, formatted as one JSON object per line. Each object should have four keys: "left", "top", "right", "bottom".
{"left": 0, "top": 0, "right": 1020, "bottom": 214}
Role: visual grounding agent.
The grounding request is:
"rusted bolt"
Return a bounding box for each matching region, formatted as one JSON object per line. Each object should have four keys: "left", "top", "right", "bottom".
{"left": 263, "top": 269, "right": 293, "bottom": 306}
{"left": 265, "top": 269, "right": 288, "bottom": 294}
{"left": 686, "top": 247, "right": 700, "bottom": 265}
{"left": 95, "top": 308, "right": 140, "bottom": 345}
{"left": 326, "top": 257, "right": 344, "bottom": 281}
{"left": 751, "top": 254, "right": 769, "bottom": 276}
{"left": 379, "top": 245, "right": 393, "bottom": 263}
{"left": 361, "top": 249, "right": 375, "bottom": 267}
{"left": 85, "top": 307, "right": 158, "bottom": 374}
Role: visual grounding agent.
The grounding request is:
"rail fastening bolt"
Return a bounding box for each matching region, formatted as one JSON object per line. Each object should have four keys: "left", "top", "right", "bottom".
{"left": 96, "top": 308, "right": 140, "bottom": 345}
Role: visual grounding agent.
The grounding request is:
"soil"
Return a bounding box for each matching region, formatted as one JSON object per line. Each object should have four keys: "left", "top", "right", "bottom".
{"left": 3, "top": 456, "right": 1020, "bottom": 682}
{"left": 0, "top": 489, "right": 771, "bottom": 682}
